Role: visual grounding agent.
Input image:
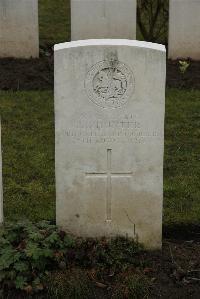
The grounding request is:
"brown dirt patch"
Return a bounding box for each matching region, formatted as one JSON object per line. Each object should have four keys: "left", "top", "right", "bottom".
{"left": 0, "top": 56, "right": 53, "bottom": 91}
{"left": 167, "top": 60, "right": 200, "bottom": 89}
{"left": 148, "top": 240, "right": 200, "bottom": 298}
{"left": 92, "top": 239, "right": 200, "bottom": 299}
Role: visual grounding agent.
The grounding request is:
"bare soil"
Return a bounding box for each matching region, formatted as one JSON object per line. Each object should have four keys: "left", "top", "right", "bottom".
{"left": 91, "top": 237, "right": 200, "bottom": 299}
{"left": 167, "top": 60, "right": 200, "bottom": 89}
{"left": 148, "top": 239, "right": 200, "bottom": 298}
{"left": 0, "top": 55, "right": 53, "bottom": 91}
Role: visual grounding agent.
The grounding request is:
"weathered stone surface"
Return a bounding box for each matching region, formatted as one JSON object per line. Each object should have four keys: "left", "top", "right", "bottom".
{"left": 0, "top": 119, "right": 3, "bottom": 224}
{"left": 168, "top": 0, "right": 200, "bottom": 60}
{"left": 71, "top": 0, "right": 136, "bottom": 40}
{"left": 54, "top": 39, "right": 166, "bottom": 249}
{"left": 0, "top": 0, "right": 39, "bottom": 58}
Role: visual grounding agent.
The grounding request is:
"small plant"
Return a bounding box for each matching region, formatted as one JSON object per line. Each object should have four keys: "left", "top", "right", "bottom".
{"left": 75, "top": 236, "right": 143, "bottom": 271}
{"left": 0, "top": 221, "right": 75, "bottom": 294}
{"left": 0, "top": 221, "right": 143, "bottom": 297}
{"left": 179, "top": 60, "right": 190, "bottom": 74}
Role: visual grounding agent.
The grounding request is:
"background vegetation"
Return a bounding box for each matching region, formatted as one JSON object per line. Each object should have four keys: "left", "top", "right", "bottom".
{"left": 38, "top": 0, "right": 169, "bottom": 47}
{"left": 0, "top": 0, "right": 199, "bottom": 228}
{"left": 0, "top": 1, "right": 199, "bottom": 297}
{"left": 1, "top": 89, "right": 200, "bottom": 227}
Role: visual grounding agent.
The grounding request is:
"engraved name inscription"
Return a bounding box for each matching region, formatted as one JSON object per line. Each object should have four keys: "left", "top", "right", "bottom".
{"left": 64, "top": 114, "right": 163, "bottom": 144}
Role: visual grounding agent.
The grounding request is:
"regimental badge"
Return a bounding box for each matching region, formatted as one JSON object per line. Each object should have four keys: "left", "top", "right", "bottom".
{"left": 85, "top": 60, "right": 135, "bottom": 109}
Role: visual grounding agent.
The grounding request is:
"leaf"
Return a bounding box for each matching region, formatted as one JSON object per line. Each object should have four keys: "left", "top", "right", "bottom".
{"left": 14, "top": 261, "right": 29, "bottom": 272}
{"left": 5, "top": 231, "right": 19, "bottom": 243}
{"left": 16, "top": 240, "right": 26, "bottom": 250}
{"left": 63, "top": 235, "right": 75, "bottom": 247}
{"left": 0, "top": 271, "right": 7, "bottom": 282}
{"left": 15, "top": 275, "right": 27, "bottom": 289}
{"left": 0, "top": 237, "right": 10, "bottom": 246}
{"left": 37, "top": 220, "right": 56, "bottom": 230}
{"left": 0, "top": 248, "right": 21, "bottom": 270}
{"left": 95, "top": 281, "right": 107, "bottom": 289}
{"left": 45, "top": 231, "right": 60, "bottom": 244}
{"left": 25, "top": 243, "right": 42, "bottom": 260}
{"left": 42, "top": 248, "right": 53, "bottom": 258}
{"left": 28, "top": 231, "right": 44, "bottom": 242}
{"left": 32, "top": 277, "right": 44, "bottom": 291}
{"left": 7, "top": 270, "right": 17, "bottom": 280}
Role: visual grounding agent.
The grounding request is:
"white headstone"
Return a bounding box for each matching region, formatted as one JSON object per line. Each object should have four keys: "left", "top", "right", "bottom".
{"left": 54, "top": 39, "right": 166, "bottom": 249}
{"left": 0, "top": 119, "right": 3, "bottom": 224}
{"left": 0, "top": 0, "right": 39, "bottom": 58}
{"left": 168, "top": 0, "right": 200, "bottom": 60}
{"left": 71, "top": 0, "right": 137, "bottom": 40}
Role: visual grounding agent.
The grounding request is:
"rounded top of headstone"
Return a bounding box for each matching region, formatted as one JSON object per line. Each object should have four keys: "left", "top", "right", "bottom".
{"left": 54, "top": 39, "right": 166, "bottom": 52}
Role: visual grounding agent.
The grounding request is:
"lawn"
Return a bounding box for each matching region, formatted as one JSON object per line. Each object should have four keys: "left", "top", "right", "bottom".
{"left": 164, "top": 89, "right": 200, "bottom": 226}
{"left": 0, "top": 89, "right": 200, "bottom": 227}
{"left": 0, "top": 91, "right": 55, "bottom": 221}
{"left": 39, "top": 0, "right": 70, "bottom": 47}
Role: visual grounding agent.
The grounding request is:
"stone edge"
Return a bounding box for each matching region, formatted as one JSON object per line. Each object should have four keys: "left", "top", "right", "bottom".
{"left": 54, "top": 39, "right": 166, "bottom": 52}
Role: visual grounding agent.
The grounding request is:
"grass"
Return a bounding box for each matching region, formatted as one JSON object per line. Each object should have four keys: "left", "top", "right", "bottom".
{"left": 0, "top": 89, "right": 200, "bottom": 226}
{"left": 0, "top": 91, "right": 55, "bottom": 221}
{"left": 164, "top": 89, "right": 200, "bottom": 225}
{"left": 47, "top": 270, "right": 151, "bottom": 299}
{"left": 47, "top": 269, "right": 96, "bottom": 299}
{"left": 39, "top": 0, "right": 70, "bottom": 47}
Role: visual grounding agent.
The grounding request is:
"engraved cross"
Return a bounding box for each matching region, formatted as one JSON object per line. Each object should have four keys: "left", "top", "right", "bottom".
{"left": 85, "top": 149, "right": 132, "bottom": 222}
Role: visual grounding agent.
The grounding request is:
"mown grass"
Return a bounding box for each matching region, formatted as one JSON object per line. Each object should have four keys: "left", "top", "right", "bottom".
{"left": 39, "top": 0, "right": 70, "bottom": 47}
{"left": 0, "top": 89, "right": 200, "bottom": 226}
{"left": 0, "top": 91, "right": 55, "bottom": 221}
{"left": 164, "top": 88, "right": 200, "bottom": 225}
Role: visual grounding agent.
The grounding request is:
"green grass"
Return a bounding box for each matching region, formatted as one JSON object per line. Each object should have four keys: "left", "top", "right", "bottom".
{"left": 0, "top": 91, "right": 55, "bottom": 221}
{"left": 39, "top": 0, "right": 70, "bottom": 47}
{"left": 0, "top": 89, "right": 200, "bottom": 226}
{"left": 164, "top": 89, "right": 200, "bottom": 225}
